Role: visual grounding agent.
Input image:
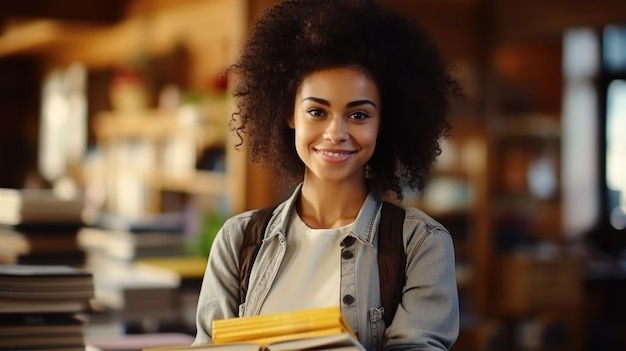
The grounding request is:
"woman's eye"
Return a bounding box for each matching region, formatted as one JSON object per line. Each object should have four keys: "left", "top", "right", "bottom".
{"left": 349, "top": 111, "right": 369, "bottom": 121}
{"left": 307, "top": 108, "right": 325, "bottom": 117}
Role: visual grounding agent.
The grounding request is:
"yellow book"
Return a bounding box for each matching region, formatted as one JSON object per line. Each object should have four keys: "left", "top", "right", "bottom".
{"left": 212, "top": 306, "right": 351, "bottom": 342}
{"left": 144, "top": 306, "right": 364, "bottom": 351}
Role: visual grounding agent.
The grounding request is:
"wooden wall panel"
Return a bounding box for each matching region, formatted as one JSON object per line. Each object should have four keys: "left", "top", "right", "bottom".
{"left": 492, "top": 0, "right": 626, "bottom": 41}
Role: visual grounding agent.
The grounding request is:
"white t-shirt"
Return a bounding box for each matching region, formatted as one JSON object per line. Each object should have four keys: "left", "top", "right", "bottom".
{"left": 259, "top": 210, "right": 353, "bottom": 314}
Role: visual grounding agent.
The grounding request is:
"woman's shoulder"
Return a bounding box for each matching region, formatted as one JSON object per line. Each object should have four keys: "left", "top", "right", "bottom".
{"left": 228, "top": 208, "right": 258, "bottom": 222}
{"left": 223, "top": 202, "right": 290, "bottom": 236}
{"left": 218, "top": 209, "right": 257, "bottom": 238}
{"left": 400, "top": 206, "right": 455, "bottom": 258}
{"left": 401, "top": 205, "right": 450, "bottom": 235}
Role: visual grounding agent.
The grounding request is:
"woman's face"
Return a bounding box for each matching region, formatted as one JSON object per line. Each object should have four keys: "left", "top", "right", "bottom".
{"left": 289, "top": 67, "right": 381, "bottom": 184}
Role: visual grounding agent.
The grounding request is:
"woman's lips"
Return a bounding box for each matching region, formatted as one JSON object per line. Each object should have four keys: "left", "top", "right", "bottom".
{"left": 315, "top": 149, "right": 354, "bottom": 162}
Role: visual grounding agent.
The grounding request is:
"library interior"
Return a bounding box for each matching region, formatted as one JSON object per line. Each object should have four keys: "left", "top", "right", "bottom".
{"left": 0, "top": 0, "right": 625, "bottom": 350}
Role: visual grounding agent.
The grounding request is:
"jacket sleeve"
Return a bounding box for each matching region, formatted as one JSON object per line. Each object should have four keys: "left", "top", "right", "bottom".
{"left": 193, "top": 215, "right": 249, "bottom": 345}
{"left": 384, "top": 214, "right": 460, "bottom": 350}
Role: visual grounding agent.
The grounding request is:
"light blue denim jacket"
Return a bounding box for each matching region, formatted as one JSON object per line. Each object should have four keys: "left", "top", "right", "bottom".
{"left": 194, "top": 184, "right": 459, "bottom": 350}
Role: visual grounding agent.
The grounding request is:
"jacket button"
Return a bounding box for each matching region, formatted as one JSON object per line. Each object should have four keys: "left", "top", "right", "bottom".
{"left": 343, "top": 295, "right": 355, "bottom": 305}
{"left": 341, "top": 236, "right": 356, "bottom": 247}
{"left": 342, "top": 250, "right": 354, "bottom": 259}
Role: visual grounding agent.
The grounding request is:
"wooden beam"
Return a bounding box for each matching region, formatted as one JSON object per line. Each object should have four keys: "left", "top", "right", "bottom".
{"left": 0, "top": 0, "right": 126, "bottom": 24}
{"left": 0, "top": 20, "right": 106, "bottom": 57}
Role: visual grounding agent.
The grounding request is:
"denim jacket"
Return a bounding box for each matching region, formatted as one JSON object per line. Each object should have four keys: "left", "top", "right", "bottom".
{"left": 194, "top": 184, "right": 459, "bottom": 350}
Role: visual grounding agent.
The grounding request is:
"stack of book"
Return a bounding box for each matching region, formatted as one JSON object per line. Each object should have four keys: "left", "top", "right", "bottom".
{"left": 77, "top": 226, "right": 186, "bottom": 274}
{"left": 77, "top": 215, "right": 187, "bottom": 331}
{"left": 77, "top": 212, "right": 187, "bottom": 274}
{"left": 144, "top": 306, "right": 365, "bottom": 351}
{"left": 135, "top": 256, "right": 208, "bottom": 334}
{"left": 88, "top": 262, "right": 181, "bottom": 325}
{"left": 0, "top": 188, "right": 86, "bottom": 266}
{"left": 0, "top": 264, "right": 95, "bottom": 350}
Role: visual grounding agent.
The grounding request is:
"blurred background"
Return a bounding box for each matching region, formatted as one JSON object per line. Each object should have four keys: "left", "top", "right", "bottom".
{"left": 0, "top": 0, "right": 625, "bottom": 350}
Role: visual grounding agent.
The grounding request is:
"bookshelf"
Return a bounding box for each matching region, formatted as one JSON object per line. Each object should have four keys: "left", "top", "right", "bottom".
{"left": 400, "top": 116, "right": 501, "bottom": 351}
{"left": 87, "top": 100, "right": 242, "bottom": 218}
{"left": 487, "top": 114, "right": 586, "bottom": 350}
{"left": 491, "top": 114, "right": 562, "bottom": 244}
{"left": 24, "top": 0, "right": 261, "bottom": 222}
{"left": 64, "top": 0, "right": 259, "bottom": 338}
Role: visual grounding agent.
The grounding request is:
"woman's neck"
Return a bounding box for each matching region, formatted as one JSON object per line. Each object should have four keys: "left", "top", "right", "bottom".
{"left": 298, "top": 177, "right": 368, "bottom": 229}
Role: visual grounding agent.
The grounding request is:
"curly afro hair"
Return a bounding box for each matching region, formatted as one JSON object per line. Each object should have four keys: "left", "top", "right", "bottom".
{"left": 229, "top": 0, "right": 461, "bottom": 201}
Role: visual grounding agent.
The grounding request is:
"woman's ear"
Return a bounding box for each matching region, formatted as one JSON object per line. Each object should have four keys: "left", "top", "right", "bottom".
{"left": 287, "top": 116, "right": 295, "bottom": 129}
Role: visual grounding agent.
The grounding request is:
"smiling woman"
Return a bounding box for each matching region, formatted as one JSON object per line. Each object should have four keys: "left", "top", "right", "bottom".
{"left": 193, "top": 1, "right": 462, "bottom": 350}
{"left": 289, "top": 67, "right": 381, "bottom": 202}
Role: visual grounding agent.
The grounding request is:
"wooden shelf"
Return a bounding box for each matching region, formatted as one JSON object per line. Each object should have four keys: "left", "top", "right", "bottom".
{"left": 154, "top": 171, "right": 226, "bottom": 197}
{"left": 95, "top": 110, "right": 225, "bottom": 147}
{"left": 89, "top": 104, "right": 239, "bottom": 216}
{"left": 95, "top": 111, "right": 182, "bottom": 139}
{"left": 493, "top": 114, "right": 561, "bottom": 140}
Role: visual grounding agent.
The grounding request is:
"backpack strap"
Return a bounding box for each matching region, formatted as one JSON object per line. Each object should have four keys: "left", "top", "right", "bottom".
{"left": 378, "top": 201, "right": 407, "bottom": 327}
{"left": 239, "top": 205, "right": 277, "bottom": 305}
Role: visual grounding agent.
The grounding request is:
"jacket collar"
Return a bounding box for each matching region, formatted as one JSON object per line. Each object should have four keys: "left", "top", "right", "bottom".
{"left": 264, "top": 183, "right": 382, "bottom": 246}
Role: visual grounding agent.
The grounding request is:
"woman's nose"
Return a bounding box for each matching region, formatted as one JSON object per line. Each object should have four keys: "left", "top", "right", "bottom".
{"left": 323, "top": 117, "right": 348, "bottom": 144}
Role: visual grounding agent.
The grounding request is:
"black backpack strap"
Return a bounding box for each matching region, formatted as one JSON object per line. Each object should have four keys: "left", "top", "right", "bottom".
{"left": 239, "top": 205, "right": 277, "bottom": 305}
{"left": 378, "top": 201, "right": 407, "bottom": 327}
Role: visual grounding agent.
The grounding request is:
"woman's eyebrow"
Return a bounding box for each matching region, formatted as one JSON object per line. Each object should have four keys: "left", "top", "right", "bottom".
{"left": 302, "top": 97, "right": 378, "bottom": 109}
{"left": 346, "top": 99, "right": 378, "bottom": 109}
{"left": 301, "top": 97, "right": 330, "bottom": 106}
